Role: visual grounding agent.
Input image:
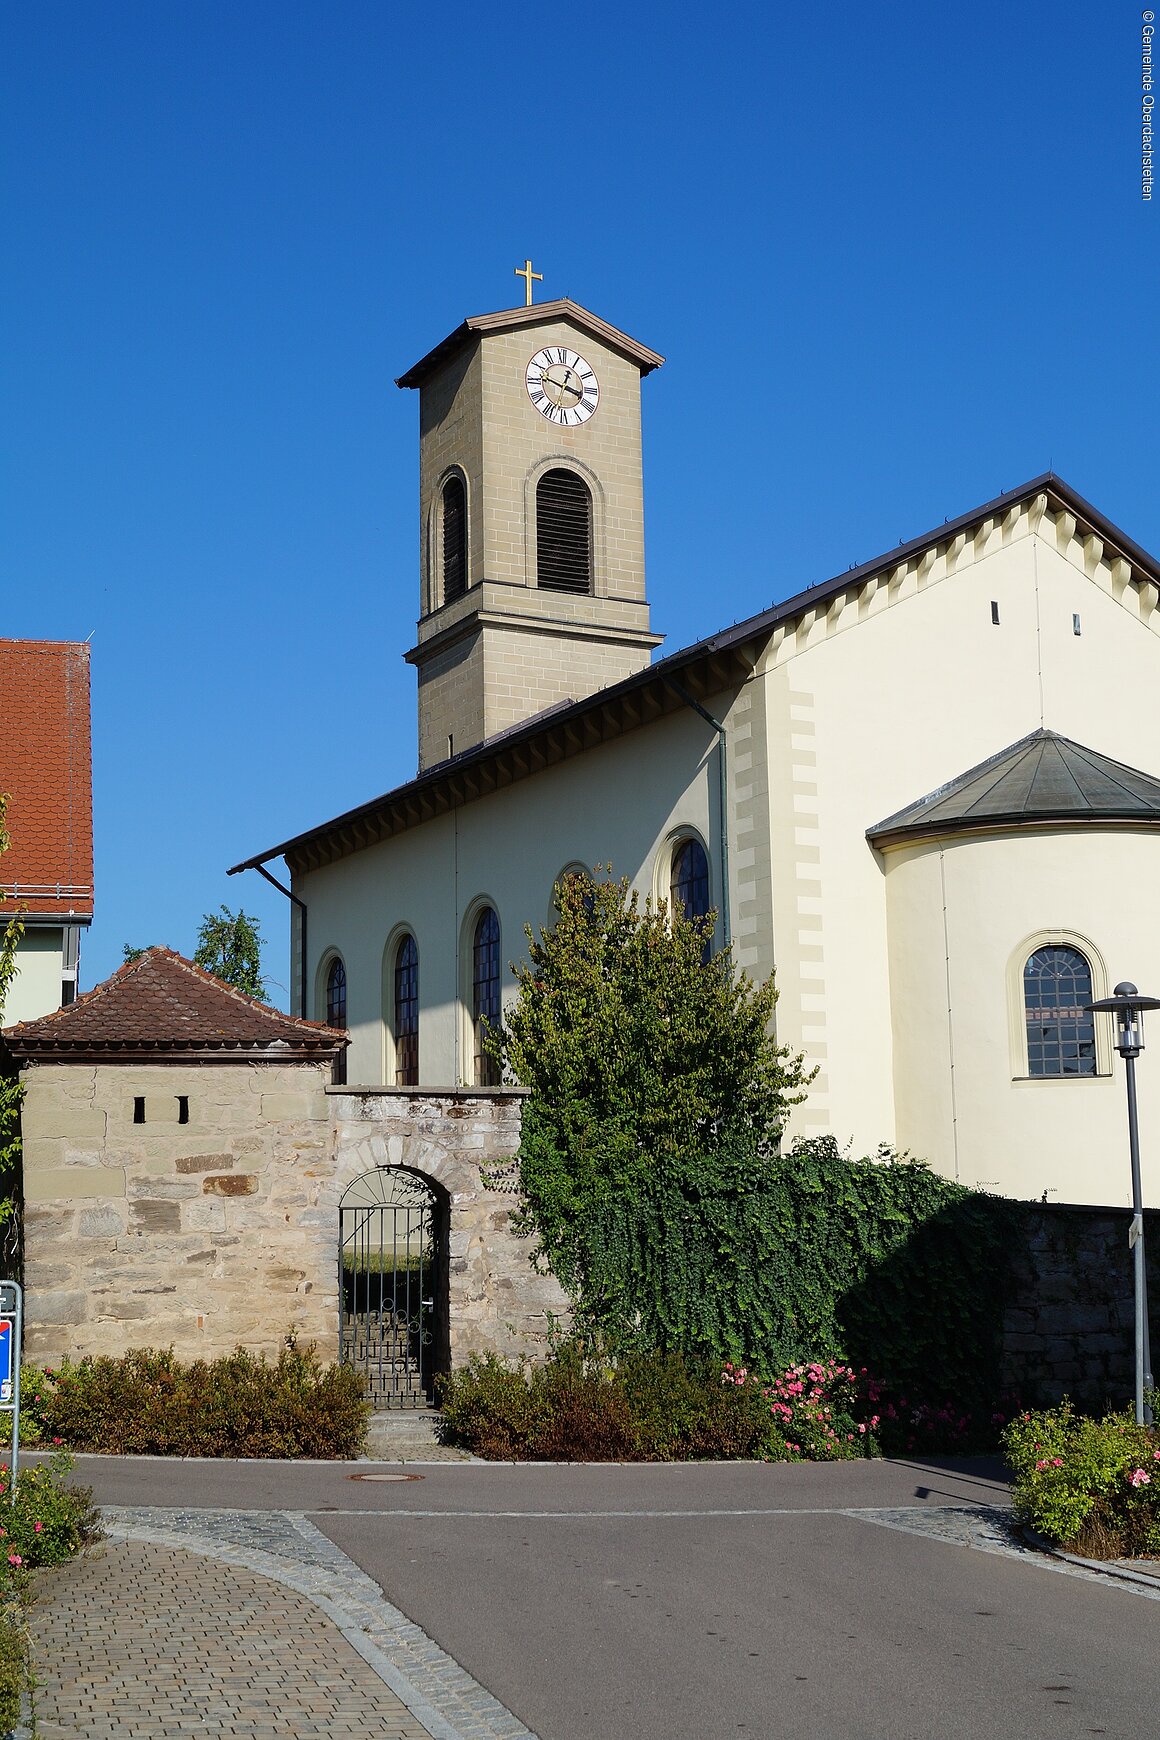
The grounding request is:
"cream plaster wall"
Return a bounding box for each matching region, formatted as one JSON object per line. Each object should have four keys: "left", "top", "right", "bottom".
{"left": 884, "top": 829, "right": 1160, "bottom": 1209}
{"left": 759, "top": 510, "right": 1160, "bottom": 1172}
{"left": 294, "top": 497, "right": 1160, "bottom": 1205}
{"left": 6, "top": 927, "right": 65, "bottom": 1026}
{"left": 298, "top": 703, "right": 734, "bottom": 1087}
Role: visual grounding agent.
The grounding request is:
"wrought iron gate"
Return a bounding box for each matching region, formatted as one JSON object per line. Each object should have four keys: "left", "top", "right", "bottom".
{"left": 339, "top": 1168, "right": 446, "bottom": 1409}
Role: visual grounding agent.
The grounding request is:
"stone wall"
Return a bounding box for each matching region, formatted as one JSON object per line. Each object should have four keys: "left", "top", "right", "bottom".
{"left": 21, "top": 1060, "right": 337, "bottom": 1363}
{"left": 1000, "top": 1203, "right": 1160, "bottom": 1411}
{"left": 329, "top": 1087, "right": 569, "bottom": 1365}
{"left": 20, "top": 1064, "right": 568, "bottom": 1373}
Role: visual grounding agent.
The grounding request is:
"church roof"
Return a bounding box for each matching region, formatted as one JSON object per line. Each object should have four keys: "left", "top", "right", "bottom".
{"left": 0, "top": 639, "right": 93, "bottom": 924}
{"left": 867, "top": 729, "right": 1160, "bottom": 848}
{"left": 1, "top": 947, "right": 347, "bottom": 1064}
{"left": 229, "top": 472, "right": 1160, "bottom": 878}
{"left": 395, "top": 299, "right": 665, "bottom": 388}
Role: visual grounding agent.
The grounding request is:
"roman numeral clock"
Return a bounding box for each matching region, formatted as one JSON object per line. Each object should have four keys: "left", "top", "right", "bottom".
{"left": 525, "top": 346, "right": 600, "bottom": 426}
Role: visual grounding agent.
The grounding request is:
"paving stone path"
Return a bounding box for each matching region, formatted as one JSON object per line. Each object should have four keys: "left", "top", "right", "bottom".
{"left": 29, "top": 1539, "right": 437, "bottom": 1739}
{"left": 28, "top": 1508, "right": 537, "bottom": 1740}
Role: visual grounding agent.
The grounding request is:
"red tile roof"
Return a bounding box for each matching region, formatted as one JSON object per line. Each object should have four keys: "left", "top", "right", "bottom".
{"left": 1, "top": 947, "right": 347, "bottom": 1063}
{"left": 0, "top": 640, "right": 93, "bottom": 921}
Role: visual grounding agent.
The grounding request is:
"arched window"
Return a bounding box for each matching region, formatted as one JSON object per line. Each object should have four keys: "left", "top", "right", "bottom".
{"left": 472, "top": 907, "right": 501, "bottom": 1086}
{"left": 394, "top": 935, "right": 419, "bottom": 1087}
{"left": 536, "top": 468, "right": 592, "bottom": 594}
{"left": 1024, "top": 945, "right": 1097, "bottom": 1077}
{"left": 442, "top": 473, "right": 467, "bottom": 604}
{"left": 325, "top": 956, "right": 348, "bottom": 1086}
{"left": 671, "top": 838, "right": 710, "bottom": 925}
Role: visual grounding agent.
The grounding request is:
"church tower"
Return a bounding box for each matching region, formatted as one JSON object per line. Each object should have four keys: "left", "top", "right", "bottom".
{"left": 397, "top": 289, "right": 665, "bottom": 771}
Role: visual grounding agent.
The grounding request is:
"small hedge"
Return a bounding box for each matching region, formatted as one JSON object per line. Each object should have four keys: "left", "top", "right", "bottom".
{"left": 0, "top": 1450, "right": 102, "bottom": 1728}
{"left": 438, "top": 1343, "right": 1003, "bottom": 1461}
{"left": 23, "top": 1338, "right": 369, "bottom": 1459}
{"left": 1004, "top": 1399, "right": 1160, "bottom": 1557}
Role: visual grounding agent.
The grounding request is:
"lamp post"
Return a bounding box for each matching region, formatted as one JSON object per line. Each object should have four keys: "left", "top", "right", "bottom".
{"left": 1088, "top": 983, "right": 1160, "bottom": 1426}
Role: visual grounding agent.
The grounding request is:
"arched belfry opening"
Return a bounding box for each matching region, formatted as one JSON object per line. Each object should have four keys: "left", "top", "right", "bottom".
{"left": 339, "top": 1167, "right": 449, "bottom": 1408}
{"left": 398, "top": 299, "right": 665, "bottom": 771}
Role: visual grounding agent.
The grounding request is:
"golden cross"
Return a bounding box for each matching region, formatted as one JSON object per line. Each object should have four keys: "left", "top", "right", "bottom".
{"left": 514, "top": 258, "right": 543, "bottom": 306}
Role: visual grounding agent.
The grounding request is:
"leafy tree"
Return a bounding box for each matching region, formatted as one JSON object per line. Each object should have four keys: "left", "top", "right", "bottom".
{"left": 0, "top": 796, "right": 25, "bottom": 1275}
{"left": 121, "top": 945, "right": 153, "bottom": 965}
{"left": 193, "top": 906, "right": 266, "bottom": 1000}
{"left": 493, "top": 869, "right": 813, "bottom": 1345}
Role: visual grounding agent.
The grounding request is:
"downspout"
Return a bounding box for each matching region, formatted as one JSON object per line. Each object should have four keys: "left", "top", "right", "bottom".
{"left": 664, "top": 678, "right": 731, "bottom": 952}
{"left": 252, "top": 863, "right": 309, "bottom": 1019}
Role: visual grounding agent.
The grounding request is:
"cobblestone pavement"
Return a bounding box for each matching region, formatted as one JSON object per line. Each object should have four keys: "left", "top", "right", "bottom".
{"left": 30, "top": 1509, "right": 538, "bottom": 1740}
{"left": 29, "top": 1539, "right": 438, "bottom": 1739}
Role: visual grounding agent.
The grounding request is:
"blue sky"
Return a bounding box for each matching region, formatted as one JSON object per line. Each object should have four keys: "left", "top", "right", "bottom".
{"left": 2, "top": 2, "right": 1152, "bottom": 1005}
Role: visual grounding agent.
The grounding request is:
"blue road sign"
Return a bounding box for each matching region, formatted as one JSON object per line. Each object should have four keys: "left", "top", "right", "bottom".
{"left": 0, "top": 1319, "right": 12, "bottom": 1403}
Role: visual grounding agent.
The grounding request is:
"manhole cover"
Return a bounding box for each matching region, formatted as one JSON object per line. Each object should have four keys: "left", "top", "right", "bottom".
{"left": 348, "top": 1471, "right": 424, "bottom": 1482}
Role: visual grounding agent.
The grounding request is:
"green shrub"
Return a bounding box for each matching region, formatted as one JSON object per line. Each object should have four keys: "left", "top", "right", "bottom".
{"left": 440, "top": 1344, "right": 894, "bottom": 1462}
{"left": 1003, "top": 1399, "right": 1160, "bottom": 1556}
{"left": 26, "top": 1337, "right": 369, "bottom": 1459}
{"left": 0, "top": 1609, "right": 23, "bottom": 1735}
{"left": 0, "top": 1449, "right": 102, "bottom": 1728}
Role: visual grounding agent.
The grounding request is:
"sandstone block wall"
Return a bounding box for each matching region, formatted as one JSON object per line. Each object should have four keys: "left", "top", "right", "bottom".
{"left": 21, "top": 1061, "right": 337, "bottom": 1363}
{"left": 21, "top": 1066, "right": 568, "bottom": 1375}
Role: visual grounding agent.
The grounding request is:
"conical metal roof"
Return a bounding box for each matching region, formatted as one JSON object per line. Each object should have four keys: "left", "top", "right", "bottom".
{"left": 868, "top": 730, "right": 1160, "bottom": 847}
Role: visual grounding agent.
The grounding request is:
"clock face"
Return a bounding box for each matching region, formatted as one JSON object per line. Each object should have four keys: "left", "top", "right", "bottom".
{"left": 525, "top": 347, "right": 600, "bottom": 426}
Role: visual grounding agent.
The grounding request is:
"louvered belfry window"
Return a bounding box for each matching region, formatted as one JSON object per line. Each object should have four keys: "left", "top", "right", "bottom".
{"left": 536, "top": 468, "right": 592, "bottom": 594}
{"left": 442, "top": 473, "right": 467, "bottom": 604}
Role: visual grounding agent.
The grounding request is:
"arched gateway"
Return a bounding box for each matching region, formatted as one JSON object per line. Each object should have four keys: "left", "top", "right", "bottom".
{"left": 339, "top": 1167, "right": 449, "bottom": 1408}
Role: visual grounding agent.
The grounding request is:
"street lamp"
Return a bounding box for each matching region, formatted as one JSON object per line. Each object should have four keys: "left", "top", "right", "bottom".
{"left": 1087, "top": 982, "right": 1160, "bottom": 1425}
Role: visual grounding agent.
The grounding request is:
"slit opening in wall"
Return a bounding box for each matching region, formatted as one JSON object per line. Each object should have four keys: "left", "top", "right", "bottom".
{"left": 133, "top": 1096, "right": 146, "bottom": 1125}
{"left": 177, "top": 1095, "right": 189, "bottom": 1125}
{"left": 990, "top": 600, "right": 1000, "bottom": 625}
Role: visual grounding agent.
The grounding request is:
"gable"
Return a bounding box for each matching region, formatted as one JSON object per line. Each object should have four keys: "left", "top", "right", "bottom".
{"left": 229, "top": 474, "right": 1160, "bottom": 879}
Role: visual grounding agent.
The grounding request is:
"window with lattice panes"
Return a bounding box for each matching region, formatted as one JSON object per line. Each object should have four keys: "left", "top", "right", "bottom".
{"left": 394, "top": 935, "right": 419, "bottom": 1086}
{"left": 472, "top": 908, "right": 501, "bottom": 1086}
{"left": 326, "top": 956, "right": 348, "bottom": 1085}
{"left": 1023, "top": 945, "right": 1097, "bottom": 1077}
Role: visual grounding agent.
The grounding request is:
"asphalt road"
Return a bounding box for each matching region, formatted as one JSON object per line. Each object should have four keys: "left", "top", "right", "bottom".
{"left": 50, "top": 1455, "right": 1160, "bottom": 1739}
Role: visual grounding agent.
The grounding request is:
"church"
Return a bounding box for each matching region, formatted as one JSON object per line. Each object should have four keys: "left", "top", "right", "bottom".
{"left": 230, "top": 284, "right": 1160, "bottom": 1213}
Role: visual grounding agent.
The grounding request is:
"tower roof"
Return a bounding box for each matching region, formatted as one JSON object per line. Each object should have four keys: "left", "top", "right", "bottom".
{"left": 396, "top": 299, "right": 665, "bottom": 389}
{"left": 1, "top": 947, "right": 347, "bottom": 1064}
{"left": 867, "top": 729, "right": 1160, "bottom": 848}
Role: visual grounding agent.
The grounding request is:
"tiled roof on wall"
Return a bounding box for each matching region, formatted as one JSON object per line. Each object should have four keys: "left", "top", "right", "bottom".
{"left": 1, "top": 947, "right": 347, "bottom": 1063}
{"left": 0, "top": 640, "right": 93, "bottom": 922}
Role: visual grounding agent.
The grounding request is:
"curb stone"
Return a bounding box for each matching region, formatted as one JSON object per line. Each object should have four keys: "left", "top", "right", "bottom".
{"left": 1021, "top": 1524, "right": 1160, "bottom": 1589}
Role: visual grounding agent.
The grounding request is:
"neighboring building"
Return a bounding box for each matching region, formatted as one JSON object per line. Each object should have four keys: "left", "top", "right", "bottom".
{"left": 230, "top": 294, "right": 1160, "bottom": 1210}
{"left": 0, "top": 639, "right": 93, "bottom": 1023}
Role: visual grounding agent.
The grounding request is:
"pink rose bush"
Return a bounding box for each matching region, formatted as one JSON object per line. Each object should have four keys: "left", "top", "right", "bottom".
{"left": 720, "top": 1358, "right": 995, "bottom": 1461}
{"left": 1003, "top": 1398, "right": 1160, "bottom": 1557}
